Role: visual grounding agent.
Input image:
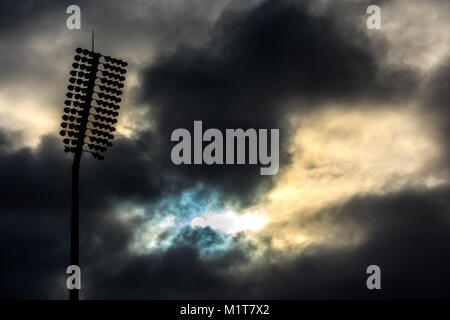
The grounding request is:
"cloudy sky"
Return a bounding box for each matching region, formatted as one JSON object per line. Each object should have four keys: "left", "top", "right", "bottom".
{"left": 0, "top": 0, "right": 449, "bottom": 299}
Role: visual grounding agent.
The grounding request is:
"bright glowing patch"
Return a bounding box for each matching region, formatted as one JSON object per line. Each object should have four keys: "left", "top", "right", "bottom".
{"left": 190, "top": 217, "right": 207, "bottom": 229}
{"left": 247, "top": 106, "right": 445, "bottom": 251}
{"left": 191, "top": 211, "right": 266, "bottom": 234}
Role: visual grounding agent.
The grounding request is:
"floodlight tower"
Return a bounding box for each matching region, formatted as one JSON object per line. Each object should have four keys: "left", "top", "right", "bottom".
{"left": 60, "top": 47, "right": 127, "bottom": 300}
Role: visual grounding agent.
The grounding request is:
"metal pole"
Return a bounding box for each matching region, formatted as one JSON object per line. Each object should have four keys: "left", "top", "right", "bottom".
{"left": 70, "top": 152, "right": 81, "bottom": 301}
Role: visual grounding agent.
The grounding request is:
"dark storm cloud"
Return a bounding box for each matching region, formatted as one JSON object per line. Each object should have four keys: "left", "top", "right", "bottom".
{"left": 0, "top": 0, "right": 75, "bottom": 84}
{"left": 139, "top": 0, "right": 418, "bottom": 203}
{"left": 83, "top": 186, "right": 450, "bottom": 299}
{"left": 0, "top": 132, "right": 67, "bottom": 299}
{"left": 0, "top": 0, "right": 225, "bottom": 85}
{"left": 0, "top": 130, "right": 166, "bottom": 298}
{"left": 0, "top": 132, "right": 165, "bottom": 214}
{"left": 424, "top": 58, "right": 450, "bottom": 165}
{"left": 85, "top": 227, "right": 252, "bottom": 299}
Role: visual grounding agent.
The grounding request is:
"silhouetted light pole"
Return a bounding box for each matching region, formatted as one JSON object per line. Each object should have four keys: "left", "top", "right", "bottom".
{"left": 60, "top": 47, "right": 127, "bottom": 300}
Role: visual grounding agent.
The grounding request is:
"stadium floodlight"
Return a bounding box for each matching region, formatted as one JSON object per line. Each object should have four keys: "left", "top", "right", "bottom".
{"left": 60, "top": 47, "right": 127, "bottom": 301}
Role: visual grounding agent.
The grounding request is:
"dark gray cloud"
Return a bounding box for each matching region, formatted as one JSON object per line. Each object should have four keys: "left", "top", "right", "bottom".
{"left": 138, "top": 0, "right": 418, "bottom": 203}
{"left": 424, "top": 58, "right": 450, "bottom": 166}
{"left": 0, "top": 129, "right": 168, "bottom": 299}
{"left": 84, "top": 186, "right": 450, "bottom": 299}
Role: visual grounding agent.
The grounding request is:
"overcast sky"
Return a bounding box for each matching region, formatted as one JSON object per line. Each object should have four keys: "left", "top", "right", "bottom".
{"left": 0, "top": 0, "right": 449, "bottom": 299}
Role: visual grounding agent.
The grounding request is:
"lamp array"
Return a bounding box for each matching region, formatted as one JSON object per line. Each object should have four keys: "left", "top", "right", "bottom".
{"left": 60, "top": 47, "right": 127, "bottom": 160}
